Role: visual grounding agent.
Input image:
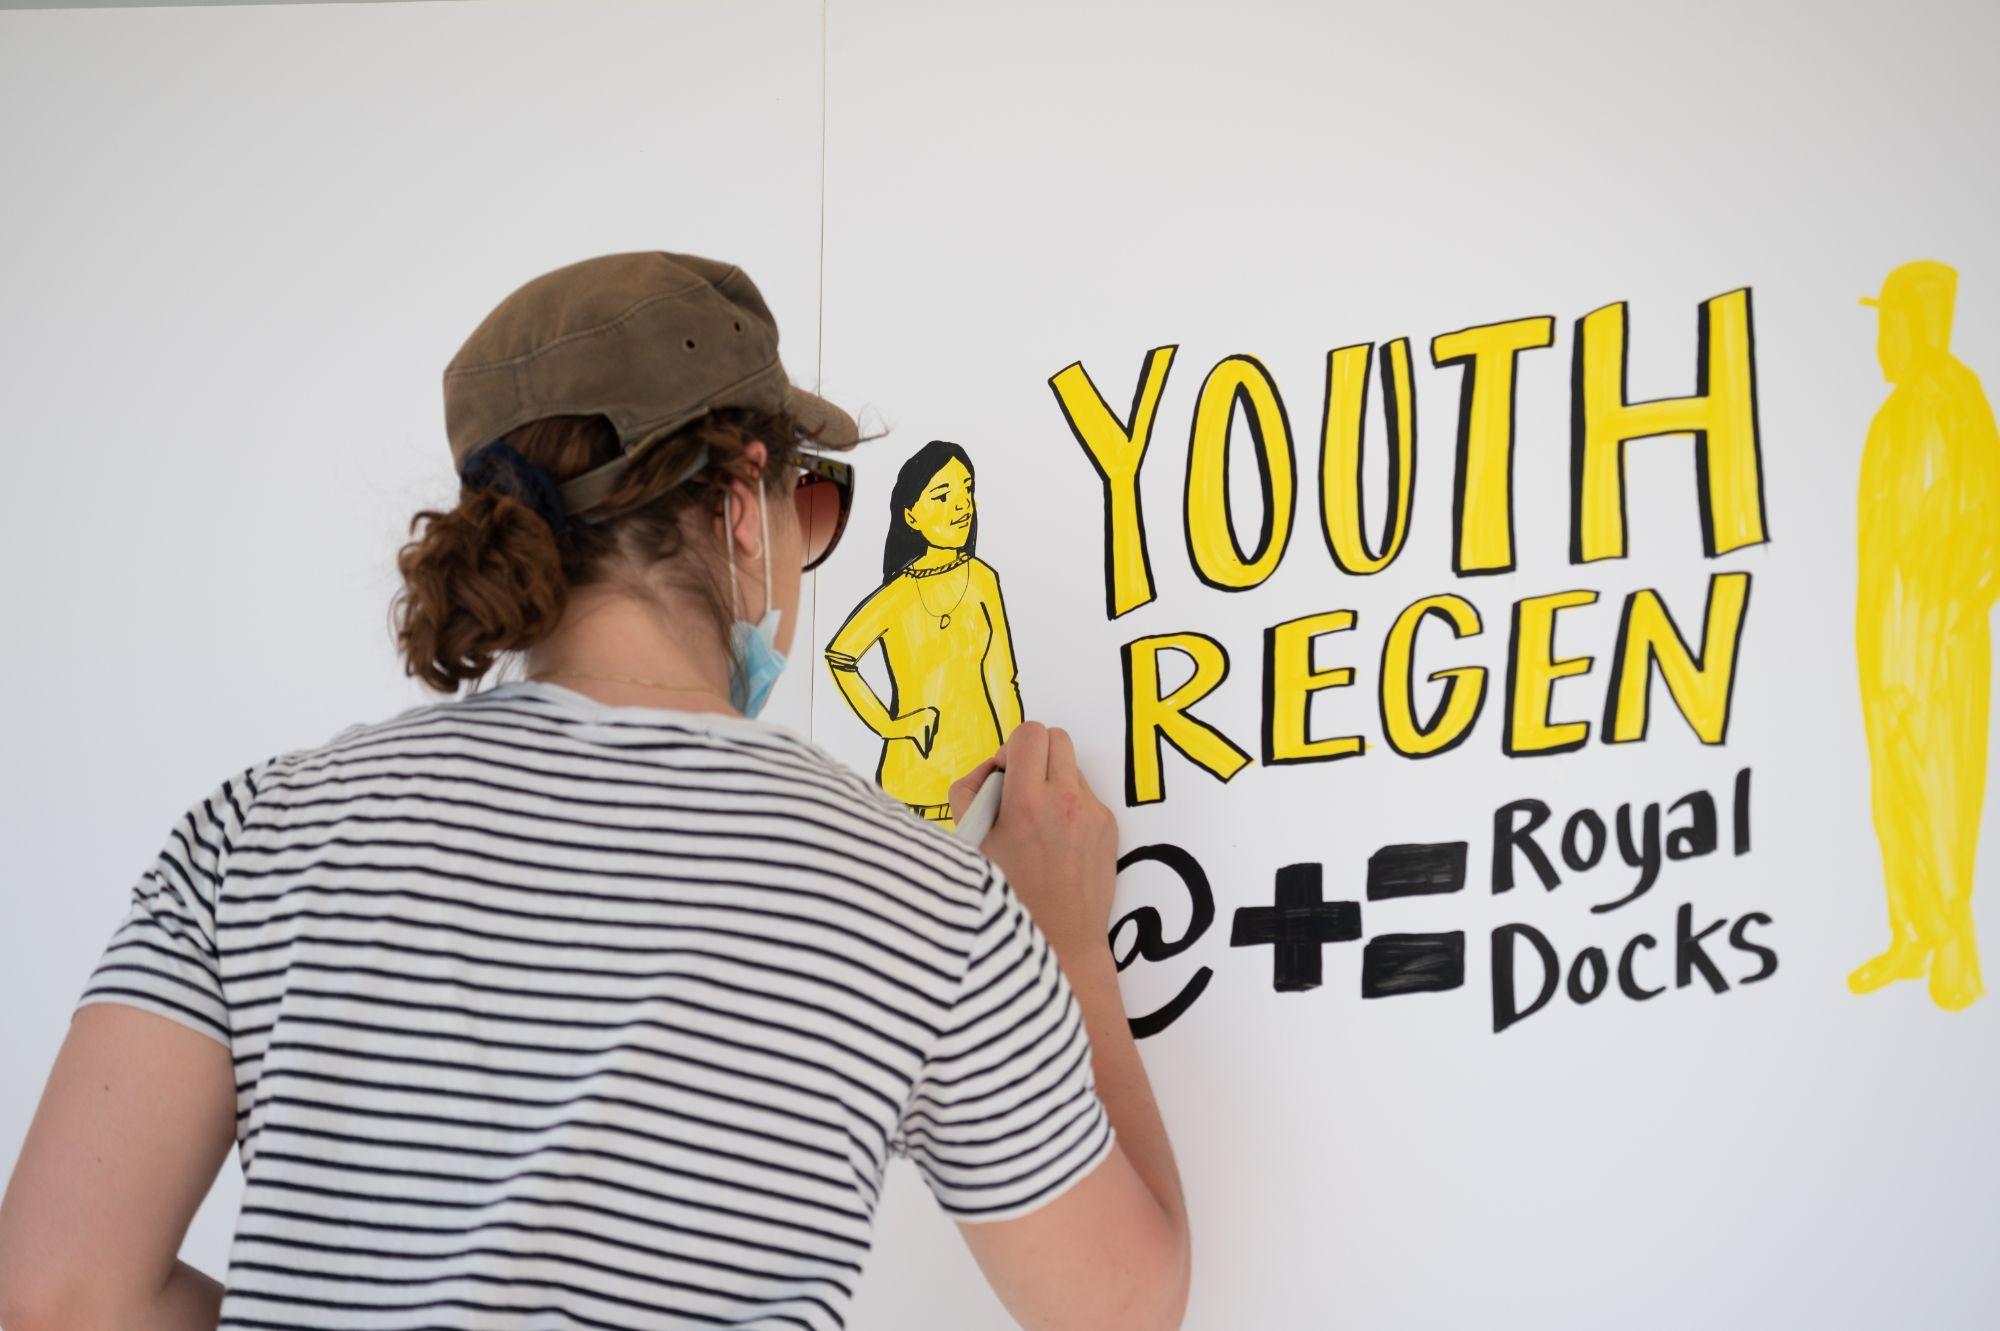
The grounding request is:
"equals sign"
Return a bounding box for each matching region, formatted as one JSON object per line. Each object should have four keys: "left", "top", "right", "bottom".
{"left": 1362, "top": 841, "right": 1467, "bottom": 999}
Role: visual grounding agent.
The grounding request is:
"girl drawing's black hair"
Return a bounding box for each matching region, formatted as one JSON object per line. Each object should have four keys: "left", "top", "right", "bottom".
{"left": 882, "top": 439, "right": 977, "bottom": 582}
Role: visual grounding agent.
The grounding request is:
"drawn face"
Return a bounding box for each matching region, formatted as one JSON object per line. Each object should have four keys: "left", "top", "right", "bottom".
{"left": 903, "top": 456, "right": 974, "bottom": 550}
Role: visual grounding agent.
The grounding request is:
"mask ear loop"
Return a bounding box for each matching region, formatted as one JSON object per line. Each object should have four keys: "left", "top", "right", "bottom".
{"left": 724, "top": 478, "right": 776, "bottom": 625}
{"left": 757, "top": 482, "right": 773, "bottom": 617}
{"left": 726, "top": 490, "right": 740, "bottom": 623}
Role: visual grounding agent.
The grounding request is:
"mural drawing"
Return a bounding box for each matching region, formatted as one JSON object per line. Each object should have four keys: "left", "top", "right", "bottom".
{"left": 1851, "top": 259, "right": 1998, "bottom": 1011}
{"left": 825, "top": 441, "right": 1022, "bottom": 828}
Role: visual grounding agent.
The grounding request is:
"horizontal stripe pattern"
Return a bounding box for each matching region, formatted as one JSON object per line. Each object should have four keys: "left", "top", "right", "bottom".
{"left": 73, "top": 680, "right": 1116, "bottom": 1329}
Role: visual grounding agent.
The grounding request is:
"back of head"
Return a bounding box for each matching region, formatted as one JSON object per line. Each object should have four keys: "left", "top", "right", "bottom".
{"left": 1869, "top": 259, "right": 1959, "bottom": 381}
{"left": 393, "top": 250, "right": 861, "bottom": 695}
{"left": 390, "top": 404, "right": 838, "bottom": 695}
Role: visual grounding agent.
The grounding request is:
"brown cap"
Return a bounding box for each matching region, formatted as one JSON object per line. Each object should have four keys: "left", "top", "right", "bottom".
{"left": 442, "top": 251, "right": 859, "bottom": 517}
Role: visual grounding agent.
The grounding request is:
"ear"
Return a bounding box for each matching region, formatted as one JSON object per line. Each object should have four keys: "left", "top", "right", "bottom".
{"left": 716, "top": 442, "right": 771, "bottom": 557}
{"left": 902, "top": 505, "right": 919, "bottom": 531}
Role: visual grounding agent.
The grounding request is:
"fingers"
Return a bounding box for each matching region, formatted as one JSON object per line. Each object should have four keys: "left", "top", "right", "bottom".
{"left": 999, "top": 721, "right": 1048, "bottom": 824}
{"left": 1005, "top": 721, "right": 1050, "bottom": 784}
{"left": 1046, "top": 726, "right": 1078, "bottom": 787}
{"left": 949, "top": 755, "right": 1000, "bottom": 821}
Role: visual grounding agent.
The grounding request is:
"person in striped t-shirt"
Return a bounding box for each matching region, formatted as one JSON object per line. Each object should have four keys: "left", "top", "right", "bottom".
{"left": 0, "top": 252, "right": 1191, "bottom": 1331}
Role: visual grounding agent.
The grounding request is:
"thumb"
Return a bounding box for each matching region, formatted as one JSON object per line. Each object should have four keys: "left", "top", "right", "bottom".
{"left": 949, "top": 754, "right": 1002, "bottom": 823}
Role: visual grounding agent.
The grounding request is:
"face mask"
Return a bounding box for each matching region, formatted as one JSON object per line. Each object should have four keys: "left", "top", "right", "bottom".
{"left": 726, "top": 485, "right": 788, "bottom": 718}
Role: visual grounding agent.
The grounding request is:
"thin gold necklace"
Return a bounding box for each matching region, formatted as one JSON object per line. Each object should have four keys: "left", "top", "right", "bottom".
{"left": 909, "top": 553, "right": 971, "bottom": 628}
{"left": 530, "top": 669, "right": 732, "bottom": 706}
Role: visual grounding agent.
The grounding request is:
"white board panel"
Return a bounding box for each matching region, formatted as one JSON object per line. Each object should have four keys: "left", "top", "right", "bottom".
{"left": 816, "top": 2, "right": 2000, "bottom": 1326}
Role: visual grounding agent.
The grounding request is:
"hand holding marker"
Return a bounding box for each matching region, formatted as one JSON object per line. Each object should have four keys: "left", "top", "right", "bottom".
{"left": 947, "top": 724, "right": 1191, "bottom": 1321}
{"left": 947, "top": 722, "right": 1121, "bottom": 958}
{"left": 952, "top": 768, "right": 1005, "bottom": 844}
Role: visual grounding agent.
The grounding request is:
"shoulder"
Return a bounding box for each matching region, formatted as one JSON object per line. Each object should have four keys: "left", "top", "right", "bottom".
{"left": 1944, "top": 359, "right": 1998, "bottom": 411}
{"left": 151, "top": 716, "right": 365, "bottom": 875}
{"left": 299, "top": 691, "right": 472, "bottom": 762}
{"left": 968, "top": 555, "right": 1003, "bottom": 589}
{"left": 218, "top": 694, "right": 458, "bottom": 817}
{"left": 841, "top": 572, "right": 912, "bottom": 616}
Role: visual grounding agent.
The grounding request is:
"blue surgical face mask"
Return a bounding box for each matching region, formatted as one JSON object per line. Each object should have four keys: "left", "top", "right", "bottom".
{"left": 726, "top": 485, "right": 788, "bottom": 718}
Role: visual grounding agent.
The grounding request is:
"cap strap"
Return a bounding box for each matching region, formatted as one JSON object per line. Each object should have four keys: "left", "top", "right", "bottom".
{"left": 558, "top": 456, "right": 632, "bottom": 515}
{"left": 560, "top": 441, "right": 716, "bottom": 522}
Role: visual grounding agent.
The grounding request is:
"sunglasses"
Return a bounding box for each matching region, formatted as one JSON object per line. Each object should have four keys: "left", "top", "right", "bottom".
{"left": 794, "top": 451, "right": 854, "bottom": 572}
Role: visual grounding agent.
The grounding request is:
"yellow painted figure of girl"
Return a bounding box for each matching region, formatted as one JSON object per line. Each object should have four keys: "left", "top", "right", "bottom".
{"left": 825, "top": 440, "right": 1021, "bottom": 826}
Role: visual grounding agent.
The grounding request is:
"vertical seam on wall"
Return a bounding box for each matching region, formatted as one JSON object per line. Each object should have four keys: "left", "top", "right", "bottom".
{"left": 808, "top": 0, "right": 829, "bottom": 739}
{"left": 815, "top": 0, "right": 828, "bottom": 399}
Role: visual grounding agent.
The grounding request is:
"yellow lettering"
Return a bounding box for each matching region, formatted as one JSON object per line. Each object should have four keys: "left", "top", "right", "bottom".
{"left": 1381, "top": 594, "right": 1487, "bottom": 757}
{"left": 1430, "top": 316, "right": 1555, "bottom": 575}
{"left": 1320, "top": 338, "right": 1418, "bottom": 575}
{"left": 1185, "top": 355, "right": 1296, "bottom": 590}
{"left": 1572, "top": 288, "right": 1768, "bottom": 562}
{"left": 1050, "top": 345, "right": 1177, "bottom": 618}
{"left": 1122, "top": 632, "right": 1252, "bottom": 805}
{"left": 1605, "top": 572, "right": 1752, "bottom": 743}
{"left": 1262, "top": 610, "right": 1364, "bottom": 764}
{"left": 1506, "top": 589, "right": 1599, "bottom": 754}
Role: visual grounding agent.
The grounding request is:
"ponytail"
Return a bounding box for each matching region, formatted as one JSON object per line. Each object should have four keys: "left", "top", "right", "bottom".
{"left": 390, "top": 406, "right": 836, "bottom": 694}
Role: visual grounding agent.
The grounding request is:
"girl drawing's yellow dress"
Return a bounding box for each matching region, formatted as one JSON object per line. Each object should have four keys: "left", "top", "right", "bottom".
{"left": 824, "top": 442, "right": 1022, "bottom": 827}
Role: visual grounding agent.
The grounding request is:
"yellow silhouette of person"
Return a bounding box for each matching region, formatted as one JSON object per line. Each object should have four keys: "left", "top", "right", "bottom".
{"left": 1852, "top": 260, "right": 2000, "bottom": 1010}
{"left": 824, "top": 441, "right": 1022, "bottom": 827}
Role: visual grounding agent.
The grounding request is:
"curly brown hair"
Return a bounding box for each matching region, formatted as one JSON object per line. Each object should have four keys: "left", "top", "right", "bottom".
{"left": 390, "top": 405, "right": 850, "bottom": 695}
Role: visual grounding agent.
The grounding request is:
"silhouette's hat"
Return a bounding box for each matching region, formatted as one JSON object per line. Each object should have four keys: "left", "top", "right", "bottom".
{"left": 1860, "top": 259, "right": 1956, "bottom": 311}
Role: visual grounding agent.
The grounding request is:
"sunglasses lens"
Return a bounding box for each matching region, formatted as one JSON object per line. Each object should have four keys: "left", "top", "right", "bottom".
{"left": 796, "top": 474, "right": 848, "bottom": 570}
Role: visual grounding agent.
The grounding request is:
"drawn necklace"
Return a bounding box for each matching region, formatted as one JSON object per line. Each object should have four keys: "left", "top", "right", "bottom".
{"left": 908, "top": 551, "right": 971, "bottom": 628}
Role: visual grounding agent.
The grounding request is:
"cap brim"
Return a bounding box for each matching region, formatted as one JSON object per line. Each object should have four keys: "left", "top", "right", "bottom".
{"left": 786, "top": 385, "right": 861, "bottom": 448}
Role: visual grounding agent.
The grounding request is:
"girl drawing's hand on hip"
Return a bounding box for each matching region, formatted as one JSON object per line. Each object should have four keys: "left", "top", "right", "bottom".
{"left": 895, "top": 706, "right": 939, "bottom": 755}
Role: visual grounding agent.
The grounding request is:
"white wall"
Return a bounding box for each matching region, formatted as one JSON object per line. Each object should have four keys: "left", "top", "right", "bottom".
{"left": 0, "top": 0, "right": 829, "bottom": 1279}
{"left": 813, "top": 2, "right": 2000, "bottom": 1328}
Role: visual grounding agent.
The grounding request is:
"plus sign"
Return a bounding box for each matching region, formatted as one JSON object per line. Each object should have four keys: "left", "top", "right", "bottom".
{"left": 1229, "top": 862, "right": 1362, "bottom": 992}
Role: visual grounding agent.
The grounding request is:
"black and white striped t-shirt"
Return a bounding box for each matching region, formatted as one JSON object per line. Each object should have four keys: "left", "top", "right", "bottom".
{"left": 73, "top": 678, "right": 1116, "bottom": 1330}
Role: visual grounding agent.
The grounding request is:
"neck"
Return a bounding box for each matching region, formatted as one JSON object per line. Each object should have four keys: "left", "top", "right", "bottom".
{"left": 910, "top": 545, "right": 966, "bottom": 570}
{"left": 520, "top": 582, "right": 738, "bottom": 715}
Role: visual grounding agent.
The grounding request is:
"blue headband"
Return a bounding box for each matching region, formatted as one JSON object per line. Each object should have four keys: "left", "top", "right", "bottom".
{"left": 460, "top": 439, "right": 567, "bottom": 539}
